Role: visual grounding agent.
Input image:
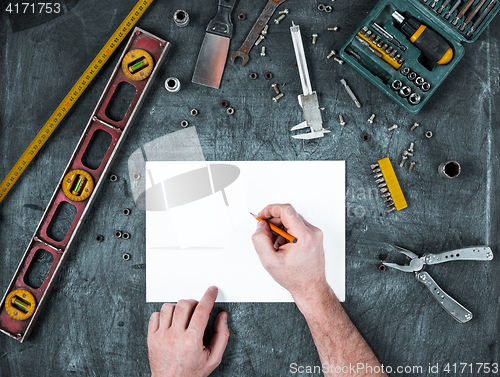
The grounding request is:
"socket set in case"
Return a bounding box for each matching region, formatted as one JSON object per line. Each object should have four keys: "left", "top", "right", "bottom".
{"left": 340, "top": 0, "right": 499, "bottom": 113}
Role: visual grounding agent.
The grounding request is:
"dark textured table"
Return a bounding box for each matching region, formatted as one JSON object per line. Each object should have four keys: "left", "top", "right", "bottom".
{"left": 1, "top": 0, "right": 499, "bottom": 376}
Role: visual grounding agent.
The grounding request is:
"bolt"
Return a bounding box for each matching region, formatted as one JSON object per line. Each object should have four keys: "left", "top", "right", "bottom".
{"left": 409, "top": 142, "right": 414, "bottom": 153}
{"left": 339, "top": 115, "right": 345, "bottom": 126}
{"left": 399, "top": 155, "right": 408, "bottom": 167}
{"left": 327, "top": 50, "right": 336, "bottom": 59}
{"left": 327, "top": 27, "right": 339, "bottom": 31}
{"left": 271, "top": 83, "right": 280, "bottom": 94}
{"left": 333, "top": 57, "right": 344, "bottom": 65}
{"left": 410, "top": 122, "right": 420, "bottom": 131}
{"left": 279, "top": 8, "right": 289, "bottom": 14}
{"left": 262, "top": 25, "right": 269, "bottom": 35}
{"left": 273, "top": 93, "right": 284, "bottom": 102}
{"left": 367, "top": 114, "right": 375, "bottom": 124}
{"left": 409, "top": 161, "right": 415, "bottom": 172}
{"left": 255, "top": 35, "right": 265, "bottom": 45}
{"left": 274, "top": 14, "right": 286, "bottom": 24}
{"left": 312, "top": 34, "right": 318, "bottom": 44}
{"left": 388, "top": 124, "right": 398, "bottom": 131}
{"left": 260, "top": 46, "right": 266, "bottom": 56}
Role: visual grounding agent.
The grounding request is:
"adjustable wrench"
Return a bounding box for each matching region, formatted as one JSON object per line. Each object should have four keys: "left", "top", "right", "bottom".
{"left": 230, "top": 0, "right": 288, "bottom": 67}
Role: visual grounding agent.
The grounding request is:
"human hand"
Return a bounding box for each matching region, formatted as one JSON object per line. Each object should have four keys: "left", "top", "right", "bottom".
{"left": 147, "top": 286, "right": 229, "bottom": 377}
{"left": 251, "top": 204, "right": 328, "bottom": 301}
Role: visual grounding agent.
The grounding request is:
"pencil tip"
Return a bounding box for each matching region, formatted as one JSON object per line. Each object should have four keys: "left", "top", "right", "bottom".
{"left": 249, "top": 212, "right": 257, "bottom": 218}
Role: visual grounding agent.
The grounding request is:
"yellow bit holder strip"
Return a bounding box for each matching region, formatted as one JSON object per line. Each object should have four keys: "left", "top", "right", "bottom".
{"left": 357, "top": 32, "right": 403, "bottom": 70}
{"left": 0, "top": 0, "right": 155, "bottom": 204}
{"left": 378, "top": 157, "right": 408, "bottom": 211}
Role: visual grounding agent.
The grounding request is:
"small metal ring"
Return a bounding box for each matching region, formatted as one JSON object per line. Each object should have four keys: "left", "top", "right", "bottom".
{"left": 362, "top": 133, "right": 370, "bottom": 142}
{"left": 264, "top": 72, "right": 273, "bottom": 80}
{"left": 227, "top": 107, "right": 235, "bottom": 115}
{"left": 325, "top": 5, "right": 332, "bottom": 12}
{"left": 122, "top": 232, "right": 130, "bottom": 240}
{"left": 238, "top": 13, "right": 246, "bottom": 20}
{"left": 220, "top": 100, "right": 229, "bottom": 108}
{"left": 249, "top": 72, "right": 258, "bottom": 80}
{"left": 190, "top": 109, "right": 199, "bottom": 116}
{"left": 425, "top": 131, "right": 433, "bottom": 139}
{"left": 181, "top": 120, "right": 189, "bottom": 128}
{"left": 115, "top": 230, "right": 123, "bottom": 238}
{"left": 123, "top": 208, "right": 131, "bottom": 216}
{"left": 378, "top": 264, "right": 387, "bottom": 272}
{"left": 95, "top": 235, "right": 104, "bottom": 242}
{"left": 123, "top": 253, "right": 131, "bottom": 261}
{"left": 318, "top": 4, "right": 326, "bottom": 11}
{"left": 109, "top": 174, "right": 118, "bottom": 182}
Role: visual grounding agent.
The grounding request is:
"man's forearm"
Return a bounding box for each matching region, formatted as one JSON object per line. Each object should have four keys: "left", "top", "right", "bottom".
{"left": 293, "top": 285, "right": 387, "bottom": 377}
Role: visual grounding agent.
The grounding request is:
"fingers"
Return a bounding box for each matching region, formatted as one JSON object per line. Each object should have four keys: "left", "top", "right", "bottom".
{"left": 189, "top": 286, "right": 218, "bottom": 331}
{"left": 171, "top": 299, "right": 198, "bottom": 329}
{"left": 159, "top": 303, "right": 175, "bottom": 329}
{"left": 207, "top": 312, "right": 230, "bottom": 367}
{"left": 148, "top": 311, "right": 160, "bottom": 335}
{"left": 258, "top": 204, "right": 304, "bottom": 232}
{"left": 252, "top": 220, "right": 276, "bottom": 257}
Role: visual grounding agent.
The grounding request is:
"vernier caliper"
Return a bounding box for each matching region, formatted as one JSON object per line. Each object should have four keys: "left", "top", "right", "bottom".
{"left": 289, "top": 22, "right": 330, "bottom": 140}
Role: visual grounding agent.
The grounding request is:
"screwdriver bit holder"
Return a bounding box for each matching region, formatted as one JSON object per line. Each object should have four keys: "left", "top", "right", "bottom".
{"left": 340, "top": 0, "right": 499, "bottom": 113}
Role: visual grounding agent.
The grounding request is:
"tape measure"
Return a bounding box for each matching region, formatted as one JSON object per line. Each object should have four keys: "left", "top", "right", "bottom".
{"left": 0, "top": 0, "right": 155, "bottom": 204}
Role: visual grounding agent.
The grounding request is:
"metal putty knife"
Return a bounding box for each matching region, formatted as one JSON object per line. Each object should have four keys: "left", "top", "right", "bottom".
{"left": 192, "top": 0, "right": 238, "bottom": 89}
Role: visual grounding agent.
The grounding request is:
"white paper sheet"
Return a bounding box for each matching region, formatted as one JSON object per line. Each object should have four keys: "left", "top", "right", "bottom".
{"left": 146, "top": 161, "right": 345, "bottom": 302}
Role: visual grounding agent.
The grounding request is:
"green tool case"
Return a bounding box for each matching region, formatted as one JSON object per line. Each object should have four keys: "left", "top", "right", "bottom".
{"left": 340, "top": 0, "right": 500, "bottom": 114}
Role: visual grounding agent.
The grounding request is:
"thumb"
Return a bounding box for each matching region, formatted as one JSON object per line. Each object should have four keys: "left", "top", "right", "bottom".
{"left": 207, "top": 312, "right": 230, "bottom": 367}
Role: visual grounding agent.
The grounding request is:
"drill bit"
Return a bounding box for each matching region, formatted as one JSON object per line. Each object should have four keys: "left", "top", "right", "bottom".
{"left": 340, "top": 79, "right": 362, "bottom": 108}
{"left": 460, "top": 0, "right": 488, "bottom": 30}
{"left": 452, "top": 0, "right": 476, "bottom": 25}
{"left": 437, "top": 0, "right": 453, "bottom": 13}
{"left": 372, "top": 23, "right": 407, "bottom": 51}
{"left": 445, "top": 0, "right": 462, "bottom": 20}
{"left": 466, "top": 0, "right": 497, "bottom": 36}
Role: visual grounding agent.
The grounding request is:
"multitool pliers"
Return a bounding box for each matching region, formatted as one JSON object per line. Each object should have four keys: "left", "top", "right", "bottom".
{"left": 383, "top": 245, "right": 493, "bottom": 323}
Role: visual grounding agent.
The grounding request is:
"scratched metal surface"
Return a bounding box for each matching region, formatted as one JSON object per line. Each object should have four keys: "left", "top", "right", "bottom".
{"left": 0, "top": 0, "right": 499, "bottom": 376}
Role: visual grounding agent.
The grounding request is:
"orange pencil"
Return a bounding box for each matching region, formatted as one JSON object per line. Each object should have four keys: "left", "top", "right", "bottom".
{"left": 250, "top": 212, "right": 297, "bottom": 244}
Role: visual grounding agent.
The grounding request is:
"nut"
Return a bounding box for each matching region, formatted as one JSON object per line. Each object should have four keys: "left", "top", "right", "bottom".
{"left": 165, "top": 77, "right": 181, "bottom": 93}
{"left": 173, "top": 10, "right": 190, "bottom": 27}
{"left": 227, "top": 107, "right": 235, "bottom": 115}
{"left": 109, "top": 174, "right": 118, "bottom": 182}
{"left": 115, "top": 230, "right": 123, "bottom": 238}
{"left": 425, "top": 130, "right": 433, "bottom": 139}
{"left": 249, "top": 72, "right": 258, "bottom": 80}
{"left": 123, "top": 208, "right": 131, "bottom": 216}
{"left": 264, "top": 72, "right": 273, "bottom": 80}
{"left": 220, "top": 100, "right": 229, "bottom": 108}
{"left": 180, "top": 120, "right": 189, "bottom": 128}
{"left": 122, "top": 232, "right": 130, "bottom": 240}
{"left": 190, "top": 109, "right": 199, "bottom": 116}
{"left": 123, "top": 253, "right": 131, "bottom": 261}
{"left": 238, "top": 13, "right": 246, "bottom": 20}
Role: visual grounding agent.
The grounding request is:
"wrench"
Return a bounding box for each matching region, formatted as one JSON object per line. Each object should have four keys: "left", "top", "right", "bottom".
{"left": 230, "top": 0, "right": 288, "bottom": 67}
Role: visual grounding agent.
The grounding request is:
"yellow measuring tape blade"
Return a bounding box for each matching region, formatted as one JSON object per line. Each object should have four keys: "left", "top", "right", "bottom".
{"left": 0, "top": 0, "right": 154, "bottom": 203}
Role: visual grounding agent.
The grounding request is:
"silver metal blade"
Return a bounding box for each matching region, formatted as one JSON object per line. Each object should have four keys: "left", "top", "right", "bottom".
{"left": 192, "top": 33, "right": 230, "bottom": 89}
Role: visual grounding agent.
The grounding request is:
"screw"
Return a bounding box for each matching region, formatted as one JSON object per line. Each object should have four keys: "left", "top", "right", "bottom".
{"left": 273, "top": 93, "right": 284, "bottom": 102}
{"left": 279, "top": 8, "right": 289, "bottom": 14}
{"left": 271, "top": 83, "right": 280, "bottom": 94}
{"left": 409, "top": 161, "right": 415, "bottom": 172}
{"left": 388, "top": 124, "right": 398, "bottom": 131}
{"left": 262, "top": 25, "right": 269, "bottom": 35}
{"left": 327, "top": 50, "right": 336, "bottom": 59}
{"left": 410, "top": 122, "right": 420, "bottom": 131}
{"left": 333, "top": 57, "right": 344, "bottom": 65}
{"left": 255, "top": 35, "right": 265, "bottom": 45}
{"left": 367, "top": 114, "right": 375, "bottom": 124}
{"left": 260, "top": 46, "right": 266, "bottom": 56}
{"left": 327, "top": 27, "right": 339, "bottom": 31}
{"left": 399, "top": 155, "right": 408, "bottom": 167}
{"left": 274, "top": 14, "right": 286, "bottom": 24}
{"left": 409, "top": 142, "right": 414, "bottom": 153}
{"left": 312, "top": 33, "right": 318, "bottom": 44}
{"left": 339, "top": 115, "right": 345, "bottom": 126}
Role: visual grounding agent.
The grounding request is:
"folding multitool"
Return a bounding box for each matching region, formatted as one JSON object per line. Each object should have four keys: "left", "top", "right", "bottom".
{"left": 383, "top": 245, "right": 493, "bottom": 323}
